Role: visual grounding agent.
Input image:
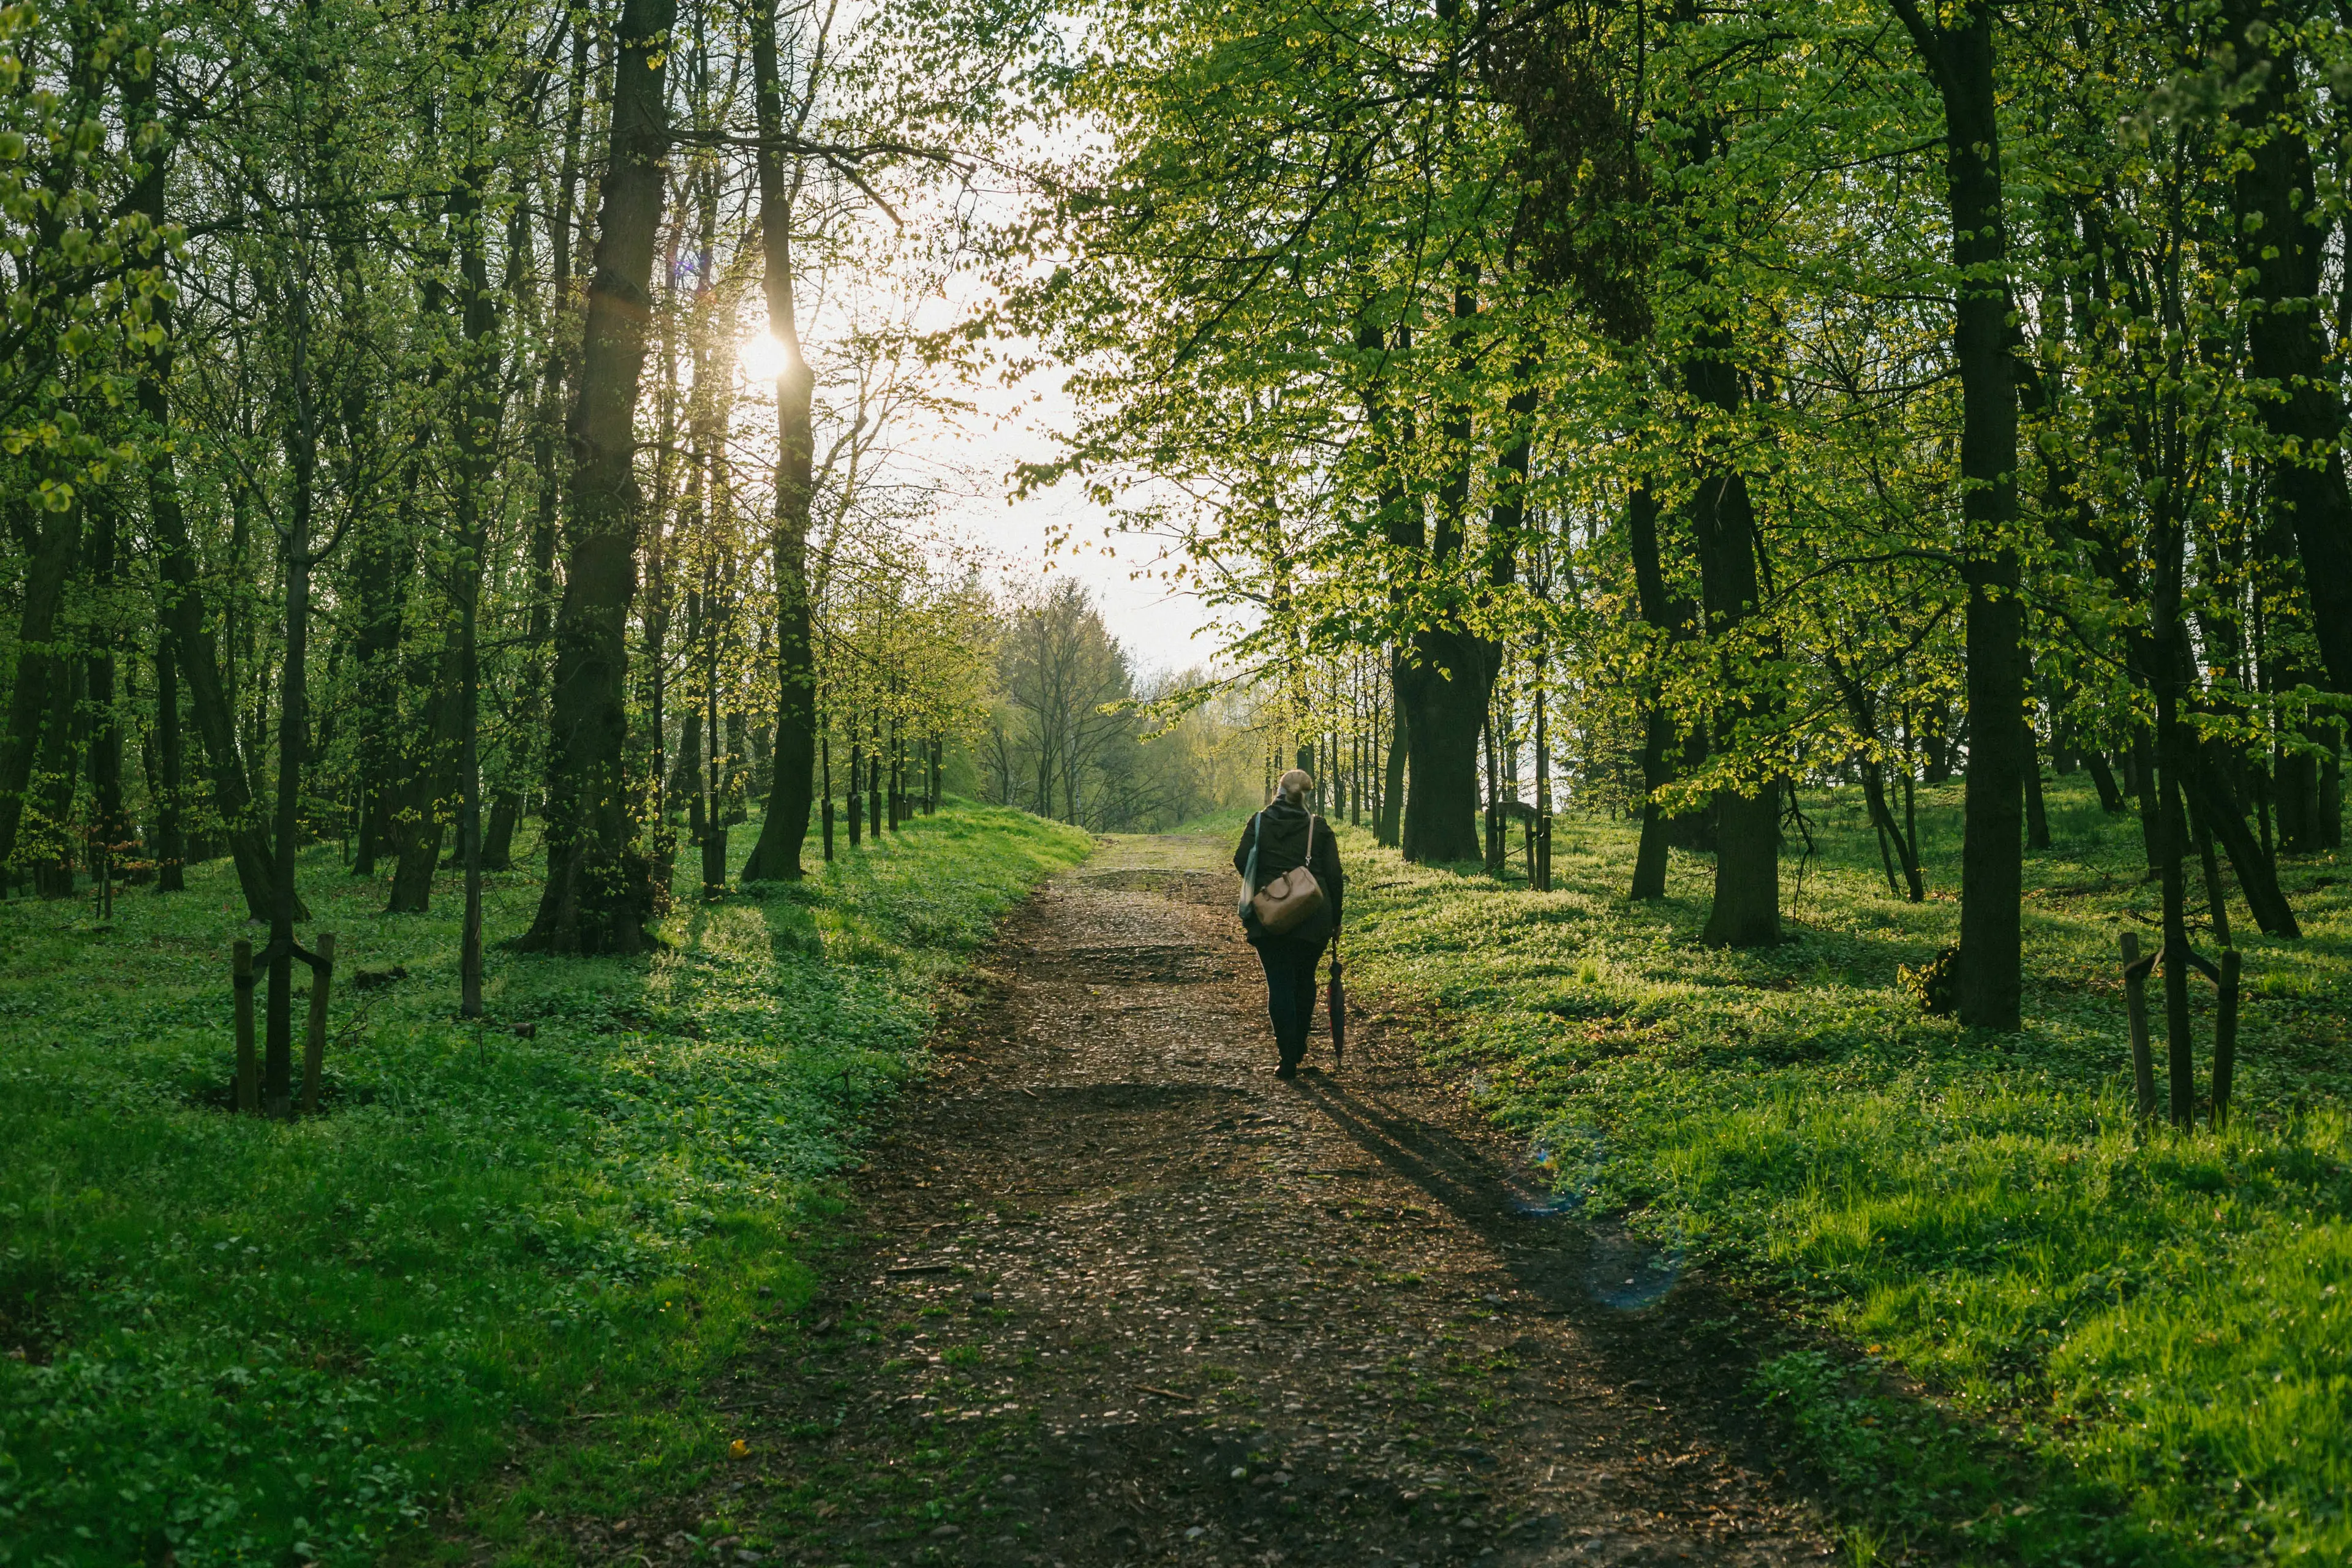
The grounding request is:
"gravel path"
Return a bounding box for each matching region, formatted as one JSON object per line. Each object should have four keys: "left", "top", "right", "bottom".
{"left": 571, "top": 834, "right": 1832, "bottom": 1567}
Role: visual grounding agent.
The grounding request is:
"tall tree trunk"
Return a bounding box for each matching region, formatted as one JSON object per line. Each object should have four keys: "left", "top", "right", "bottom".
{"left": 1893, "top": 0, "right": 2024, "bottom": 1027}
{"left": 387, "top": 655, "right": 459, "bottom": 912}
{"left": 2022, "top": 709, "right": 2051, "bottom": 851}
{"left": 1626, "top": 480, "right": 1691, "bottom": 900}
{"left": 2184, "top": 727, "right": 2301, "bottom": 937}
{"left": 356, "top": 195, "right": 451, "bottom": 883}
{"left": 2084, "top": 749, "right": 2127, "bottom": 813}
{"left": 1827, "top": 648, "right": 1924, "bottom": 900}
{"left": 1396, "top": 286, "right": 1493, "bottom": 864}
{"left": 739, "top": 0, "right": 817, "bottom": 881}
{"left": 86, "top": 500, "right": 123, "bottom": 880}
{"left": 2225, "top": 1, "right": 2352, "bottom": 695}
{"left": 847, "top": 732, "right": 863, "bottom": 846}
{"left": 454, "top": 29, "right": 499, "bottom": 1013}
{"left": 1378, "top": 664, "right": 1408, "bottom": 847}
{"left": 348, "top": 478, "right": 416, "bottom": 877}
{"left": 1689, "top": 459, "right": 1779, "bottom": 947}
{"left": 523, "top": 0, "right": 677, "bottom": 953}
{"left": 0, "top": 505, "right": 81, "bottom": 870}
{"left": 265, "top": 273, "right": 322, "bottom": 1118}
{"left": 28, "top": 650, "right": 80, "bottom": 897}
{"left": 486, "top": 21, "right": 591, "bottom": 873}
{"left": 1673, "top": 104, "right": 1781, "bottom": 945}
{"left": 154, "top": 625, "right": 185, "bottom": 891}
{"left": 123, "top": 71, "right": 276, "bottom": 919}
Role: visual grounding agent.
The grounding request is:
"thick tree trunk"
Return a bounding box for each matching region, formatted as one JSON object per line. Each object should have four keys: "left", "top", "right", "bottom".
{"left": 1396, "top": 288, "right": 1494, "bottom": 865}
{"left": 1687, "top": 439, "right": 1778, "bottom": 944}
{"left": 1397, "top": 638, "right": 1489, "bottom": 863}
{"left": 739, "top": 0, "right": 817, "bottom": 881}
{"left": 2226, "top": 2, "right": 2352, "bottom": 695}
{"left": 1894, "top": 0, "right": 2024, "bottom": 1026}
{"left": 523, "top": 0, "right": 677, "bottom": 953}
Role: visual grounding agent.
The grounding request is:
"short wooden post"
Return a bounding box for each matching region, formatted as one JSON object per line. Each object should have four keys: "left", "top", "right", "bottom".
{"left": 2120, "top": 931, "right": 2157, "bottom": 1121}
{"left": 233, "top": 939, "right": 258, "bottom": 1114}
{"left": 301, "top": 933, "right": 335, "bottom": 1116}
{"left": 2212, "top": 948, "right": 2241, "bottom": 1131}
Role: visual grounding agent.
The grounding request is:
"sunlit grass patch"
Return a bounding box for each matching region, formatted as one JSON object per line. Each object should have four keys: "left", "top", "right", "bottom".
{"left": 0, "top": 801, "right": 1087, "bottom": 1566}
{"left": 1333, "top": 777, "right": 2352, "bottom": 1564}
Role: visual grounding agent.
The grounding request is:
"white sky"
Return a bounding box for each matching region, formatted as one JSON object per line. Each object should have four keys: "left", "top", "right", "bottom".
{"left": 734, "top": 94, "right": 1232, "bottom": 680}
{"left": 924, "top": 374, "right": 1227, "bottom": 680}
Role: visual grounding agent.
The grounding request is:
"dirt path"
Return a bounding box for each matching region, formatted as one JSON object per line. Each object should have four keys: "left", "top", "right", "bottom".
{"left": 576, "top": 834, "right": 1831, "bottom": 1567}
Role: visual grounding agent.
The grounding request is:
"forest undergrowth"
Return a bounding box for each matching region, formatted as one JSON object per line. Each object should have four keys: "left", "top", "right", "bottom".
{"left": 1337, "top": 779, "right": 2351, "bottom": 1567}
{"left": 0, "top": 802, "right": 1089, "bottom": 1567}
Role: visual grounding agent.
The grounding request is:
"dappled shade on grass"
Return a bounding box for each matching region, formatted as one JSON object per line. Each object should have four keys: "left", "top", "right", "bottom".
{"left": 0, "top": 802, "right": 1087, "bottom": 1564}
{"left": 1340, "top": 776, "right": 2351, "bottom": 1564}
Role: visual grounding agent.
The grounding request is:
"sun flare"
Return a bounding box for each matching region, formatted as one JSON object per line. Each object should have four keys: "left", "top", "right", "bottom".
{"left": 738, "top": 333, "right": 791, "bottom": 383}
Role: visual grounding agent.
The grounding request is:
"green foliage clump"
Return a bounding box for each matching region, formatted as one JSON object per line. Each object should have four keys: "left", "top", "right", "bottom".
{"left": 1896, "top": 945, "right": 1959, "bottom": 1017}
{"left": 0, "top": 803, "right": 1088, "bottom": 1566}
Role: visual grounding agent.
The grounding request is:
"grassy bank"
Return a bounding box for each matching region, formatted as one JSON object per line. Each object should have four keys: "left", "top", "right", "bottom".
{"left": 1332, "top": 780, "right": 2350, "bottom": 1566}
{"left": 0, "top": 802, "right": 1090, "bottom": 1567}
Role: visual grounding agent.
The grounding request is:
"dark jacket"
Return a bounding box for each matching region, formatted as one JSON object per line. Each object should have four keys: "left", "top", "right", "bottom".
{"left": 1234, "top": 798, "right": 1343, "bottom": 944}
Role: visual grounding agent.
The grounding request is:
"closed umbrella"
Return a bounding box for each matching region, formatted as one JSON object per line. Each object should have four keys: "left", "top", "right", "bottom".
{"left": 1327, "top": 946, "right": 1346, "bottom": 1069}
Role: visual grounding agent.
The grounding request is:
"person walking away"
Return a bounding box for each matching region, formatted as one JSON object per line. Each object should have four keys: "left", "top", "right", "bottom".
{"left": 1234, "top": 769, "right": 1344, "bottom": 1077}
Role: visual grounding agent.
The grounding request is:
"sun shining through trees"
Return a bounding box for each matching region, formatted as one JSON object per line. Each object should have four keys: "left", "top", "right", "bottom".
{"left": 1, "top": 0, "right": 2350, "bottom": 1559}
{"left": 737, "top": 330, "right": 794, "bottom": 385}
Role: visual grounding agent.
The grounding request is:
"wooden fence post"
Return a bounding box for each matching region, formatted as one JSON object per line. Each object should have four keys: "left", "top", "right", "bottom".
{"left": 233, "top": 939, "right": 257, "bottom": 1114}
{"left": 2212, "top": 948, "right": 2242, "bottom": 1131}
{"left": 301, "top": 932, "right": 335, "bottom": 1116}
{"left": 2120, "top": 931, "right": 2157, "bottom": 1121}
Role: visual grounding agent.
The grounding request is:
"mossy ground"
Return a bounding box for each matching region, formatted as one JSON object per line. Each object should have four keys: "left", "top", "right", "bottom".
{"left": 0, "top": 802, "right": 1090, "bottom": 1567}
{"left": 1332, "top": 778, "right": 2350, "bottom": 1566}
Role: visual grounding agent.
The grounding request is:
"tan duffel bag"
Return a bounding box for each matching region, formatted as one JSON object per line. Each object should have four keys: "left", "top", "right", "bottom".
{"left": 1242, "top": 812, "right": 1325, "bottom": 937}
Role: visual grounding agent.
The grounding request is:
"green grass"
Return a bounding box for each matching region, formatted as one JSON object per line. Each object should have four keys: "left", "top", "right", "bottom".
{"left": 0, "top": 801, "right": 1090, "bottom": 1567}
{"left": 1333, "top": 778, "right": 2352, "bottom": 1566}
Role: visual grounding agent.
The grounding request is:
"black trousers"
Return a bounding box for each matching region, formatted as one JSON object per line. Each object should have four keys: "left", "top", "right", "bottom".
{"left": 1254, "top": 935, "right": 1327, "bottom": 1065}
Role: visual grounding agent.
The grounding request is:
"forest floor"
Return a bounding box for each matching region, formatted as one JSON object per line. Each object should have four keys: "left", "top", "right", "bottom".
{"left": 486, "top": 832, "right": 1833, "bottom": 1568}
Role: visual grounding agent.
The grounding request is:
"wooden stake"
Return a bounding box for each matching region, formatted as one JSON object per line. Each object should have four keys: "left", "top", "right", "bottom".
{"left": 2120, "top": 931, "right": 2157, "bottom": 1121}
{"left": 2212, "top": 948, "right": 2241, "bottom": 1131}
{"left": 233, "top": 938, "right": 257, "bottom": 1114}
{"left": 301, "top": 932, "right": 334, "bottom": 1116}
